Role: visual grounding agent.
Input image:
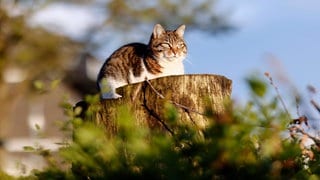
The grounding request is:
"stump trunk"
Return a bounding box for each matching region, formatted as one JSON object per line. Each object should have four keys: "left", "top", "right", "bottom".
{"left": 89, "top": 74, "right": 232, "bottom": 135}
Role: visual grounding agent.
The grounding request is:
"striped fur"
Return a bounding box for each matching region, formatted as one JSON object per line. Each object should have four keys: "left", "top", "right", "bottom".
{"left": 97, "top": 24, "right": 187, "bottom": 99}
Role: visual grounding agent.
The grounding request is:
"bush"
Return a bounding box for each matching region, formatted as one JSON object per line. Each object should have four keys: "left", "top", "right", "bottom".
{"left": 5, "top": 74, "right": 320, "bottom": 179}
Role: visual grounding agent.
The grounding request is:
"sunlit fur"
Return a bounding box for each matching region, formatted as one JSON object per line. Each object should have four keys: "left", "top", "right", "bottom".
{"left": 97, "top": 24, "right": 187, "bottom": 99}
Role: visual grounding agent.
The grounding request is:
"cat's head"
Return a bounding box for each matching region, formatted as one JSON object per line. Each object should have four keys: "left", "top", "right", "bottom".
{"left": 149, "top": 24, "right": 187, "bottom": 62}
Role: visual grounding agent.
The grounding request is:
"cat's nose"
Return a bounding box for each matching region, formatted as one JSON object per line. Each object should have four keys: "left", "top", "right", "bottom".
{"left": 171, "top": 48, "right": 177, "bottom": 56}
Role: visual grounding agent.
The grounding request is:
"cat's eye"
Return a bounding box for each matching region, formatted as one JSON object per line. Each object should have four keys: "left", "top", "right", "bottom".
{"left": 155, "top": 47, "right": 163, "bottom": 52}
{"left": 177, "top": 43, "right": 185, "bottom": 48}
{"left": 161, "top": 43, "right": 170, "bottom": 48}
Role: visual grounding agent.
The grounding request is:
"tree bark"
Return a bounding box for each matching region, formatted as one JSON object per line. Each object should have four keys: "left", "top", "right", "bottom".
{"left": 85, "top": 74, "right": 232, "bottom": 135}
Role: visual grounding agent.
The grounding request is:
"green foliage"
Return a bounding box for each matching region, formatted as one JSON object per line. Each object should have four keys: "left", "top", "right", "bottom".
{"left": 0, "top": 4, "right": 317, "bottom": 178}
{"left": 0, "top": 170, "right": 15, "bottom": 180}
{"left": 0, "top": 5, "right": 81, "bottom": 99}
{"left": 246, "top": 76, "right": 268, "bottom": 97}
{"left": 4, "top": 1, "right": 318, "bottom": 178}
{"left": 6, "top": 76, "right": 313, "bottom": 179}
{"left": 10, "top": 0, "right": 233, "bottom": 34}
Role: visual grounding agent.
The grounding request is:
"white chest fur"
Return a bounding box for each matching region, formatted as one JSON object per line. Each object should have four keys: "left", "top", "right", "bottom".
{"left": 130, "top": 58, "right": 184, "bottom": 83}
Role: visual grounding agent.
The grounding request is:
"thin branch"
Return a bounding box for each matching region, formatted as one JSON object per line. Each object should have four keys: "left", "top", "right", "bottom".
{"left": 145, "top": 79, "right": 164, "bottom": 99}
{"left": 311, "top": 100, "right": 320, "bottom": 114}
{"left": 170, "top": 101, "right": 206, "bottom": 116}
{"left": 295, "top": 95, "right": 301, "bottom": 117}
{"left": 145, "top": 79, "right": 206, "bottom": 116}
{"left": 264, "top": 72, "right": 291, "bottom": 120}
{"left": 307, "top": 85, "right": 320, "bottom": 114}
{"left": 142, "top": 82, "right": 174, "bottom": 135}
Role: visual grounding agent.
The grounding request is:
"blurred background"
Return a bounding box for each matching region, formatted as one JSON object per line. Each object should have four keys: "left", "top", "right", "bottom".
{"left": 0, "top": 0, "right": 320, "bottom": 176}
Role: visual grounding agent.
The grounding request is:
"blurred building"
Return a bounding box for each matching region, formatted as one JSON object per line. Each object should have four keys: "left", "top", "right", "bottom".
{"left": 0, "top": 53, "right": 101, "bottom": 176}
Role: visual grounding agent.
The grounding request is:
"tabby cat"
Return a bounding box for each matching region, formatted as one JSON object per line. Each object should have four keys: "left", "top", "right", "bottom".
{"left": 97, "top": 24, "right": 187, "bottom": 99}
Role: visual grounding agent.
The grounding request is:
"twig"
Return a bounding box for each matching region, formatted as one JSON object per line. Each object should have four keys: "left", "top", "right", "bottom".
{"left": 170, "top": 101, "right": 206, "bottom": 116}
{"left": 145, "top": 79, "right": 206, "bottom": 116}
{"left": 145, "top": 79, "right": 164, "bottom": 99}
{"left": 307, "top": 85, "right": 320, "bottom": 114}
{"left": 295, "top": 95, "right": 301, "bottom": 117}
{"left": 142, "top": 82, "right": 174, "bottom": 135}
{"left": 311, "top": 100, "right": 320, "bottom": 114}
{"left": 307, "top": 85, "right": 317, "bottom": 94}
{"left": 265, "top": 72, "right": 291, "bottom": 120}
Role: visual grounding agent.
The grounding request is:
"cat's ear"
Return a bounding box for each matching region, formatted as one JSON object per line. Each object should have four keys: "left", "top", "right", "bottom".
{"left": 153, "top": 24, "right": 166, "bottom": 38}
{"left": 175, "top": 24, "right": 186, "bottom": 38}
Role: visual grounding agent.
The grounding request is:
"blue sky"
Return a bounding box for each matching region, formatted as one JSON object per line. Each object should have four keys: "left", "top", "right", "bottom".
{"left": 186, "top": 0, "right": 320, "bottom": 102}
{"left": 31, "top": 1, "right": 320, "bottom": 113}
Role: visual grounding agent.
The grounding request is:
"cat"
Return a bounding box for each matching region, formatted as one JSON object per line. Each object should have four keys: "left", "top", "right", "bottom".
{"left": 97, "top": 24, "right": 187, "bottom": 99}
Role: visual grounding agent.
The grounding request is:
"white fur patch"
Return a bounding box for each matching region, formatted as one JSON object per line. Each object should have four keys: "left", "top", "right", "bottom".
{"left": 100, "top": 56, "right": 185, "bottom": 99}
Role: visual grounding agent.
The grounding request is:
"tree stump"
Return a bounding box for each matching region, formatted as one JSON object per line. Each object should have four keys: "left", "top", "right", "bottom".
{"left": 91, "top": 74, "right": 232, "bottom": 135}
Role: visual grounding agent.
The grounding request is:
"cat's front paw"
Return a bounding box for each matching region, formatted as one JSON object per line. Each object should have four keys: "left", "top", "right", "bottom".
{"left": 101, "top": 93, "right": 122, "bottom": 99}
{"left": 112, "top": 93, "right": 122, "bottom": 99}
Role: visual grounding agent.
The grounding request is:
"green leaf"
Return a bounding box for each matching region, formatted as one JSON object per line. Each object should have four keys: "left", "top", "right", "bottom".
{"left": 33, "top": 80, "right": 45, "bottom": 91}
{"left": 164, "top": 103, "right": 178, "bottom": 123}
{"left": 35, "top": 123, "right": 41, "bottom": 130}
{"left": 23, "top": 146, "right": 35, "bottom": 151}
{"left": 50, "top": 79, "right": 61, "bottom": 89}
{"left": 246, "top": 77, "right": 267, "bottom": 97}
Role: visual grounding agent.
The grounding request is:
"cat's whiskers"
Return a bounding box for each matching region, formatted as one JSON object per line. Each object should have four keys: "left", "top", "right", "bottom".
{"left": 98, "top": 24, "right": 187, "bottom": 99}
{"left": 184, "top": 55, "right": 193, "bottom": 65}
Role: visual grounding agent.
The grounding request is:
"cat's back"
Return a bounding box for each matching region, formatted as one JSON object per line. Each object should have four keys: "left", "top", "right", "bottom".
{"left": 97, "top": 24, "right": 187, "bottom": 99}
{"left": 98, "top": 43, "right": 147, "bottom": 81}
{"left": 107, "top": 43, "right": 147, "bottom": 63}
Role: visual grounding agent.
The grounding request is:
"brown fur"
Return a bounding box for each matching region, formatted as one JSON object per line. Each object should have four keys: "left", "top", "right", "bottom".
{"left": 98, "top": 43, "right": 147, "bottom": 84}
{"left": 97, "top": 24, "right": 187, "bottom": 92}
